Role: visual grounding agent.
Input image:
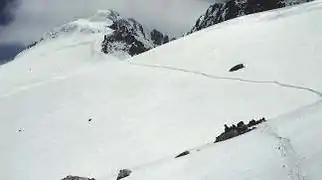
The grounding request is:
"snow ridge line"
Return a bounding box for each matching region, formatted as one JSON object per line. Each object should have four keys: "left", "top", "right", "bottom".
{"left": 263, "top": 124, "right": 305, "bottom": 180}
{"left": 129, "top": 62, "right": 322, "bottom": 98}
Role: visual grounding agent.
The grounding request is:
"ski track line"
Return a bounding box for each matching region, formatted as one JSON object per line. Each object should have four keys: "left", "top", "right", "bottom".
{"left": 129, "top": 62, "right": 322, "bottom": 98}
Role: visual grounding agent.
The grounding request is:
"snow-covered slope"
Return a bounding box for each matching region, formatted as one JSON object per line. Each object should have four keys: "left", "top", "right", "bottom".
{"left": 126, "top": 100, "right": 322, "bottom": 180}
{"left": 1, "top": 1, "right": 322, "bottom": 180}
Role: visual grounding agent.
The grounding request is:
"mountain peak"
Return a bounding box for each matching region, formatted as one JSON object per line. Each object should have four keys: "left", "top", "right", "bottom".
{"left": 42, "top": 10, "right": 120, "bottom": 40}
{"left": 24, "top": 10, "right": 171, "bottom": 58}
{"left": 101, "top": 13, "right": 171, "bottom": 56}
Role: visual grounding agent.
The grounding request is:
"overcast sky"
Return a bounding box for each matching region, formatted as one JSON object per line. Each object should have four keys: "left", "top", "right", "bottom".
{"left": 0, "top": 0, "right": 215, "bottom": 46}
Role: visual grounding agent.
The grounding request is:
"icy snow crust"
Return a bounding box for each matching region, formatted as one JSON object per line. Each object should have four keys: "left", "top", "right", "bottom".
{"left": 1, "top": 1, "right": 322, "bottom": 180}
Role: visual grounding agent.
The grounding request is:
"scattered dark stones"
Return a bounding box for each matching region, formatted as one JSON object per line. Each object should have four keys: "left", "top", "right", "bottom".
{"left": 215, "top": 117, "right": 266, "bottom": 143}
{"left": 175, "top": 150, "right": 190, "bottom": 158}
{"left": 116, "top": 169, "right": 132, "bottom": 180}
{"left": 229, "top": 64, "right": 245, "bottom": 72}
{"left": 61, "top": 175, "right": 95, "bottom": 180}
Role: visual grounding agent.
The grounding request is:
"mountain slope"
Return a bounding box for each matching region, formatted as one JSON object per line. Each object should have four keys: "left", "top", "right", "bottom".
{"left": 189, "top": 0, "right": 313, "bottom": 34}
{"left": 1, "top": 1, "right": 322, "bottom": 180}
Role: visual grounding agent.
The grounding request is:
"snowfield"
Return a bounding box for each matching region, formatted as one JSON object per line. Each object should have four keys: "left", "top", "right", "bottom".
{"left": 1, "top": 1, "right": 322, "bottom": 180}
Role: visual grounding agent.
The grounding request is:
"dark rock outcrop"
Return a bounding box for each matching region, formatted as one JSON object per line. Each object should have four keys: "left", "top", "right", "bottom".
{"left": 215, "top": 117, "right": 266, "bottom": 143}
{"left": 188, "top": 0, "right": 313, "bottom": 34}
{"left": 150, "top": 29, "right": 170, "bottom": 46}
{"left": 62, "top": 175, "right": 95, "bottom": 180}
{"left": 101, "top": 14, "right": 171, "bottom": 56}
{"left": 229, "top": 63, "right": 245, "bottom": 72}
{"left": 116, "top": 169, "right": 132, "bottom": 180}
{"left": 175, "top": 150, "right": 190, "bottom": 158}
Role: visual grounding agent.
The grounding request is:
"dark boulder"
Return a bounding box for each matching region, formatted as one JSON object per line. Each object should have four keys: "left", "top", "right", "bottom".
{"left": 175, "top": 150, "right": 190, "bottom": 158}
{"left": 229, "top": 64, "right": 245, "bottom": 72}
{"left": 62, "top": 176, "right": 95, "bottom": 180}
{"left": 116, "top": 169, "right": 132, "bottom": 180}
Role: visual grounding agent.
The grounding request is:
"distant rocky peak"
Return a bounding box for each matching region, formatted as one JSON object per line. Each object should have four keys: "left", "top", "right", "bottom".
{"left": 25, "top": 9, "right": 172, "bottom": 58}
{"left": 188, "top": 0, "right": 313, "bottom": 34}
{"left": 108, "top": 18, "right": 146, "bottom": 38}
{"left": 101, "top": 13, "right": 172, "bottom": 56}
{"left": 150, "top": 29, "right": 170, "bottom": 46}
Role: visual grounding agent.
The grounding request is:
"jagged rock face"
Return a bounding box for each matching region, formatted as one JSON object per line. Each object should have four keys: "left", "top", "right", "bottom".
{"left": 101, "top": 16, "right": 170, "bottom": 56}
{"left": 189, "top": 0, "right": 313, "bottom": 34}
{"left": 102, "top": 18, "right": 152, "bottom": 56}
{"left": 116, "top": 169, "right": 132, "bottom": 180}
{"left": 150, "top": 29, "right": 169, "bottom": 46}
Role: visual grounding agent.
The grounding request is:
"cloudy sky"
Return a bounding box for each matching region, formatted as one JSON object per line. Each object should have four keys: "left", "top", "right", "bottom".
{"left": 0, "top": 0, "right": 214, "bottom": 45}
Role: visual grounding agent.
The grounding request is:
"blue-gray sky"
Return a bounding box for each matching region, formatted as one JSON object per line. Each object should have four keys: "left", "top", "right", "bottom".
{"left": 0, "top": 0, "right": 215, "bottom": 61}
{"left": 0, "top": 43, "right": 24, "bottom": 63}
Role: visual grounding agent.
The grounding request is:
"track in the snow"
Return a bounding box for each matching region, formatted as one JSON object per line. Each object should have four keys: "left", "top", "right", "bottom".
{"left": 129, "top": 62, "right": 322, "bottom": 98}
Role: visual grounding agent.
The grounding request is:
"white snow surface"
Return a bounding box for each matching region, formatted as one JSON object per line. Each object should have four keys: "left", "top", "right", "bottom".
{"left": 1, "top": 1, "right": 322, "bottom": 180}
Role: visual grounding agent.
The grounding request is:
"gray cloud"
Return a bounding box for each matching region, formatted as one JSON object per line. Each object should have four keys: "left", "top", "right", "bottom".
{"left": 0, "top": 0, "right": 19, "bottom": 27}
{"left": 0, "top": 0, "right": 214, "bottom": 45}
